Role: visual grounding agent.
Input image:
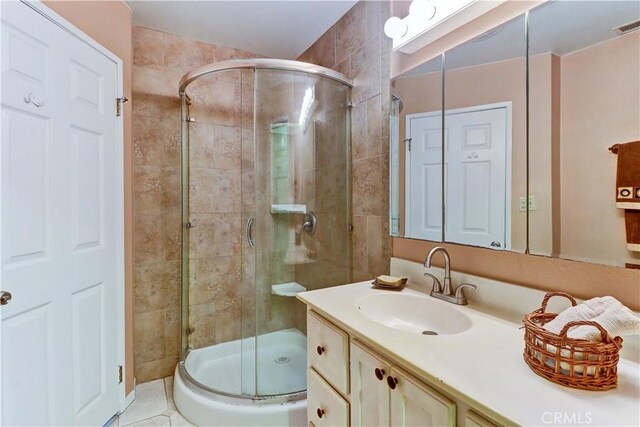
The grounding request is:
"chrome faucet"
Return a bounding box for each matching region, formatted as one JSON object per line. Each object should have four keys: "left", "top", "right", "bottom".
{"left": 424, "top": 246, "right": 476, "bottom": 305}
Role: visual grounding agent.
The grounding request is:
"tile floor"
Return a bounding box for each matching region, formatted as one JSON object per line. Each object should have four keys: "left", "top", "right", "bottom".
{"left": 110, "top": 376, "right": 195, "bottom": 427}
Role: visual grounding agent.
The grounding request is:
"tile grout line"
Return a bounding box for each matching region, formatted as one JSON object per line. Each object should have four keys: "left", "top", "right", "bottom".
{"left": 119, "top": 376, "right": 176, "bottom": 427}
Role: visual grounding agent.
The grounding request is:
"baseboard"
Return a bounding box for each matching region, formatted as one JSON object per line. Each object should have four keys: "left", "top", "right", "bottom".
{"left": 120, "top": 380, "right": 136, "bottom": 413}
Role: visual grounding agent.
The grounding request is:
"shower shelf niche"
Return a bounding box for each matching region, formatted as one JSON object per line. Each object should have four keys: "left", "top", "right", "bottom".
{"left": 271, "top": 282, "right": 307, "bottom": 297}
{"left": 271, "top": 204, "right": 307, "bottom": 214}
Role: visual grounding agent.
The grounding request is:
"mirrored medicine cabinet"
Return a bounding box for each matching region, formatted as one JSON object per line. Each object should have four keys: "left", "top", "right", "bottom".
{"left": 389, "top": 0, "right": 640, "bottom": 268}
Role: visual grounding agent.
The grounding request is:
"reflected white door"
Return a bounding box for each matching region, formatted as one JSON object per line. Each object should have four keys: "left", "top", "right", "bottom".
{"left": 445, "top": 104, "right": 510, "bottom": 249}
{"left": 405, "top": 113, "right": 443, "bottom": 240}
{"left": 1, "top": 2, "right": 120, "bottom": 426}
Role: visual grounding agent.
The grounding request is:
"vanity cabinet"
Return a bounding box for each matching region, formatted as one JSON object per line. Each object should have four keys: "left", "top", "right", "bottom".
{"left": 307, "top": 311, "right": 351, "bottom": 426}
{"left": 307, "top": 311, "right": 500, "bottom": 427}
{"left": 351, "top": 341, "right": 456, "bottom": 427}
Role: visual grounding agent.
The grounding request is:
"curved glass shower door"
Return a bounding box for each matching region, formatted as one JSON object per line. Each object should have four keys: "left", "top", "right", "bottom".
{"left": 180, "top": 61, "right": 351, "bottom": 401}
{"left": 247, "top": 69, "right": 351, "bottom": 397}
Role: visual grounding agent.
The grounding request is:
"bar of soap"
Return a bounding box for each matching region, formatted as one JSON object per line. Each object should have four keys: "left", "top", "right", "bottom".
{"left": 376, "top": 275, "right": 408, "bottom": 286}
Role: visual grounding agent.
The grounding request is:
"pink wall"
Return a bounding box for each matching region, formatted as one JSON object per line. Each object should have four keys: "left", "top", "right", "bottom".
{"left": 557, "top": 33, "right": 640, "bottom": 266}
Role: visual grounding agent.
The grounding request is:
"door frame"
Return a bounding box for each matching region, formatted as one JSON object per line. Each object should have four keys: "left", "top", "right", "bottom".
{"left": 405, "top": 101, "right": 512, "bottom": 249}
{"left": 1, "top": 0, "right": 129, "bottom": 413}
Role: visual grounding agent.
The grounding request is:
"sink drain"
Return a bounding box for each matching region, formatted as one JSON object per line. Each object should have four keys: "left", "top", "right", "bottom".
{"left": 275, "top": 356, "right": 290, "bottom": 364}
{"left": 422, "top": 330, "right": 438, "bottom": 336}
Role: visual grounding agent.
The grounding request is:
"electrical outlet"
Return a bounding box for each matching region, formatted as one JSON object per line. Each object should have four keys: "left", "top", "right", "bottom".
{"left": 519, "top": 196, "right": 537, "bottom": 211}
{"left": 519, "top": 197, "right": 527, "bottom": 212}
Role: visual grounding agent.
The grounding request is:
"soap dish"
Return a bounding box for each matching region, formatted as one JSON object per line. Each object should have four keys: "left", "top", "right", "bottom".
{"left": 271, "top": 282, "right": 307, "bottom": 297}
{"left": 371, "top": 276, "right": 407, "bottom": 291}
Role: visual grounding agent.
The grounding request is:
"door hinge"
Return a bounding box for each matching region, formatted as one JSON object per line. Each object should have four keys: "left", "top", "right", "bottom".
{"left": 404, "top": 138, "right": 412, "bottom": 151}
{"left": 116, "top": 96, "right": 128, "bottom": 117}
{"left": 118, "top": 365, "right": 123, "bottom": 384}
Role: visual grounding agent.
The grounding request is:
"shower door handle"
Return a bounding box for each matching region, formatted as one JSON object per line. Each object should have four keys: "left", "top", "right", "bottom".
{"left": 246, "top": 217, "right": 256, "bottom": 247}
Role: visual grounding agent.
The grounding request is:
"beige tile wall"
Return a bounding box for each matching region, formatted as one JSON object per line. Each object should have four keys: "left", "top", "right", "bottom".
{"left": 132, "top": 26, "right": 260, "bottom": 382}
{"left": 133, "top": 0, "right": 392, "bottom": 382}
{"left": 298, "top": 0, "right": 393, "bottom": 281}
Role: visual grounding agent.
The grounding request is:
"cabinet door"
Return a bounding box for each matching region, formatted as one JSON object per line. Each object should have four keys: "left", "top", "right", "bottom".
{"left": 389, "top": 367, "right": 456, "bottom": 427}
{"left": 350, "top": 341, "right": 390, "bottom": 427}
{"left": 465, "top": 410, "right": 498, "bottom": 427}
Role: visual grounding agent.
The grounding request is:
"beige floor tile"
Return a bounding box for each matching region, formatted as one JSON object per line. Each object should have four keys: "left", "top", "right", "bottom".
{"left": 119, "top": 379, "right": 168, "bottom": 426}
{"left": 169, "top": 411, "right": 196, "bottom": 427}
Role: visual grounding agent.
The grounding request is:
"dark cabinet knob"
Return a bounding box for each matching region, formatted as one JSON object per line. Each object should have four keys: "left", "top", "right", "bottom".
{"left": 374, "top": 367, "right": 385, "bottom": 381}
{"left": 317, "top": 345, "right": 325, "bottom": 355}
{"left": 387, "top": 376, "right": 398, "bottom": 390}
{"left": 317, "top": 408, "right": 325, "bottom": 418}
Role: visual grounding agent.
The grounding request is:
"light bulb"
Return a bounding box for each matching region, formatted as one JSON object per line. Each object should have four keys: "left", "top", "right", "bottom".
{"left": 409, "top": 0, "right": 437, "bottom": 20}
{"left": 384, "top": 16, "right": 408, "bottom": 39}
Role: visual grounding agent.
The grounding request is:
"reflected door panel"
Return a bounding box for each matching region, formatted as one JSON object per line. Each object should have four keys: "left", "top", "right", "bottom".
{"left": 406, "top": 113, "right": 442, "bottom": 241}
{"left": 445, "top": 105, "right": 510, "bottom": 249}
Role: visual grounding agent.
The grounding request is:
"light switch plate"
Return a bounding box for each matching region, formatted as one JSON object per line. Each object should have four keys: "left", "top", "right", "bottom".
{"left": 519, "top": 196, "right": 537, "bottom": 212}
{"left": 519, "top": 197, "right": 527, "bottom": 212}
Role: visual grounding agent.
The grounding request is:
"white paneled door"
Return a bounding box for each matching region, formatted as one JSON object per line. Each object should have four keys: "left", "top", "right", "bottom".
{"left": 406, "top": 104, "right": 510, "bottom": 249}
{"left": 444, "top": 105, "right": 510, "bottom": 250}
{"left": 1, "top": 2, "right": 122, "bottom": 426}
{"left": 405, "top": 112, "right": 443, "bottom": 241}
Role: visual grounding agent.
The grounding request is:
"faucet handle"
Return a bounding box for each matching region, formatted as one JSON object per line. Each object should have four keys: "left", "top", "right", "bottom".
{"left": 454, "top": 283, "right": 477, "bottom": 302}
{"left": 424, "top": 272, "right": 442, "bottom": 293}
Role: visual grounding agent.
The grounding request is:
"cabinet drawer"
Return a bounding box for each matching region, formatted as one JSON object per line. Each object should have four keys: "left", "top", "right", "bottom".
{"left": 307, "top": 311, "right": 349, "bottom": 394}
{"left": 465, "top": 410, "right": 498, "bottom": 427}
{"left": 308, "top": 368, "right": 349, "bottom": 427}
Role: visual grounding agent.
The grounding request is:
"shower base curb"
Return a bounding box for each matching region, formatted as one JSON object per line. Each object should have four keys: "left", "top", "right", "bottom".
{"left": 174, "top": 364, "right": 307, "bottom": 426}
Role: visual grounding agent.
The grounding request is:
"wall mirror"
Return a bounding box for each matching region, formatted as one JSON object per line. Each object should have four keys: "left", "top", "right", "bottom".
{"left": 528, "top": 0, "right": 640, "bottom": 267}
{"left": 389, "top": 14, "right": 527, "bottom": 253}
{"left": 390, "top": 55, "right": 443, "bottom": 240}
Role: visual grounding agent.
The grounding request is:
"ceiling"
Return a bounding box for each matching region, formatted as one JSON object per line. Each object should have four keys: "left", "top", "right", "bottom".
{"left": 126, "top": 0, "right": 357, "bottom": 59}
{"left": 399, "top": 0, "right": 640, "bottom": 78}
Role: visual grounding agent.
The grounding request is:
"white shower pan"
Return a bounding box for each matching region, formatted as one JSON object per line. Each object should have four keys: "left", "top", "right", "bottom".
{"left": 174, "top": 329, "right": 308, "bottom": 426}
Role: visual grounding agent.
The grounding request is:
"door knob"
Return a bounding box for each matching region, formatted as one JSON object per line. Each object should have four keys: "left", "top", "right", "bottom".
{"left": 1, "top": 291, "right": 12, "bottom": 306}
{"left": 490, "top": 241, "right": 501, "bottom": 248}
{"left": 374, "top": 367, "right": 385, "bottom": 381}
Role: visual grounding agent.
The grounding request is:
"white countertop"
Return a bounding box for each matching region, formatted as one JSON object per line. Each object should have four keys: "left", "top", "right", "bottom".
{"left": 298, "top": 281, "right": 640, "bottom": 426}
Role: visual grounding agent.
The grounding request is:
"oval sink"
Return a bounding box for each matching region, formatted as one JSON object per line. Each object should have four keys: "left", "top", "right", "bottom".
{"left": 356, "top": 293, "right": 472, "bottom": 335}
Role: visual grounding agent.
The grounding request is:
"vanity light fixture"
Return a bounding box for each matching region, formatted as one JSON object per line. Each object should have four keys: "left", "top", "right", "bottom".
{"left": 384, "top": 0, "right": 507, "bottom": 54}
{"left": 383, "top": 16, "right": 408, "bottom": 39}
{"left": 409, "top": 0, "right": 437, "bottom": 21}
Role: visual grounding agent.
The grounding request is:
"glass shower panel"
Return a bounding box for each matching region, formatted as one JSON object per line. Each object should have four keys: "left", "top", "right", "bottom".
{"left": 181, "top": 68, "right": 254, "bottom": 396}
{"left": 252, "top": 69, "right": 351, "bottom": 396}
{"left": 240, "top": 68, "right": 257, "bottom": 396}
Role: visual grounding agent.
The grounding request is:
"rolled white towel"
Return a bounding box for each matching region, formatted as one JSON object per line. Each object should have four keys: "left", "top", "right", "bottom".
{"left": 566, "top": 301, "right": 640, "bottom": 341}
{"left": 543, "top": 296, "right": 618, "bottom": 336}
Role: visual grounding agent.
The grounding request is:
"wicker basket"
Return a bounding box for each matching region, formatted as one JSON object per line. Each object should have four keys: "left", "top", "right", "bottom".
{"left": 523, "top": 292, "right": 623, "bottom": 391}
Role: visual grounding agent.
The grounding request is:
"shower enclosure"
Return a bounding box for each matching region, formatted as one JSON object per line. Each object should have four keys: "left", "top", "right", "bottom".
{"left": 174, "top": 59, "right": 352, "bottom": 426}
